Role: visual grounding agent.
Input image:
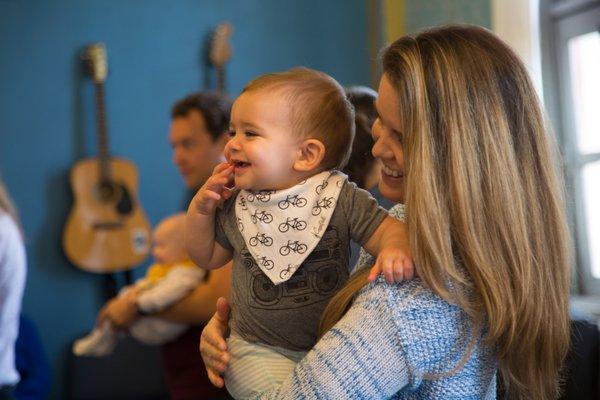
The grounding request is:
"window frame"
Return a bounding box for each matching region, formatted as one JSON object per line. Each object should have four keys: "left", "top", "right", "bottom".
{"left": 541, "top": 0, "right": 600, "bottom": 295}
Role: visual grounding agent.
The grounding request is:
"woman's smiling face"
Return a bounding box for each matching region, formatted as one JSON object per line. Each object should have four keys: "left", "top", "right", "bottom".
{"left": 372, "top": 74, "right": 405, "bottom": 203}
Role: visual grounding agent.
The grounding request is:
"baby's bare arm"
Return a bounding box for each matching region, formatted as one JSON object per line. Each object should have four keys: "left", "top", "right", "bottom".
{"left": 186, "top": 163, "right": 234, "bottom": 269}
{"left": 362, "top": 216, "right": 414, "bottom": 283}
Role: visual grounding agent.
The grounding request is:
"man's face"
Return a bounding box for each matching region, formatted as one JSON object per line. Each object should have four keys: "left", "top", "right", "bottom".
{"left": 169, "top": 109, "right": 226, "bottom": 189}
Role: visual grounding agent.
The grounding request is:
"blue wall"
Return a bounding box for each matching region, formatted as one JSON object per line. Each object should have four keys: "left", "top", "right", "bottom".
{"left": 0, "top": 1, "right": 370, "bottom": 398}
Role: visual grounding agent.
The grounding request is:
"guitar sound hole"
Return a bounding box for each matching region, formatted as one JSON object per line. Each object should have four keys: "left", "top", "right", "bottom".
{"left": 95, "top": 182, "right": 133, "bottom": 215}
{"left": 97, "top": 182, "right": 117, "bottom": 202}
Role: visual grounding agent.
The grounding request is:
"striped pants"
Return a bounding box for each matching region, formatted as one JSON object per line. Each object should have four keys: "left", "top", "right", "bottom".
{"left": 225, "top": 331, "right": 306, "bottom": 399}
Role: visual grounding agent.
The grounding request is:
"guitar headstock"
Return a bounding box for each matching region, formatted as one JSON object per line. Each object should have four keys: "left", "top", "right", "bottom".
{"left": 83, "top": 43, "right": 108, "bottom": 83}
{"left": 209, "top": 22, "right": 234, "bottom": 68}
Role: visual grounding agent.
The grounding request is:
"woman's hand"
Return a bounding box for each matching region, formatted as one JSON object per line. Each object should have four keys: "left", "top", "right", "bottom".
{"left": 199, "top": 297, "right": 231, "bottom": 388}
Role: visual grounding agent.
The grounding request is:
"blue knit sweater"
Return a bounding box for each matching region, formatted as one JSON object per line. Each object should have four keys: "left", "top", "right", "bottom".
{"left": 257, "top": 205, "right": 497, "bottom": 399}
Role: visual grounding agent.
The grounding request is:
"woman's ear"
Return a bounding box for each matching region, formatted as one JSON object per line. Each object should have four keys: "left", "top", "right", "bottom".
{"left": 294, "top": 138, "right": 326, "bottom": 172}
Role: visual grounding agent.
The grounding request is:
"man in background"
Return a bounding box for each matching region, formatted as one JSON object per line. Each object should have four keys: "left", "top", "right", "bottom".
{"left": 102, "top": 92, "right": 233, "bottom": 399}
{"left": 161, "top": 92, "right": 233, "bottom": 399}
{"left": 169, "top": 92, "right": 231, "bottom": 198}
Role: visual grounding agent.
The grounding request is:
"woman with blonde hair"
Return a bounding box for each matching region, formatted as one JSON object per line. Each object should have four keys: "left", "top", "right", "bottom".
{"left": 200, "top": 25, "right": 571, "bottom": 399}
{"left": 0, "top": 177, "right": 27, "bottom": 399}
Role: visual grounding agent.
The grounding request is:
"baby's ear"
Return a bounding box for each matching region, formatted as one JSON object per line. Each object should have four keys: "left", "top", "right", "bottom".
{"left": 294, "top": 138, "right": 325, "bottom": 172}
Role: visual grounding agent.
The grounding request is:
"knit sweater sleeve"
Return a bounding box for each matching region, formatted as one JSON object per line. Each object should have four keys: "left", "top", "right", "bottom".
{"left": 256, "top": 282, "right": 411, "bottom": 399}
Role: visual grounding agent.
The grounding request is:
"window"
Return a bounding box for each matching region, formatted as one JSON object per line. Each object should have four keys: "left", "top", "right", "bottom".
{"left": 568, "top": 29, "right": 600, "bottom": 279}
{"left": 545, "top": 0, "right": 600, "bottom": 294}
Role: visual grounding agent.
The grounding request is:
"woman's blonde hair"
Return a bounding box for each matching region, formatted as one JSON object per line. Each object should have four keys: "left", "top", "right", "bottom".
{"left": 320, "top": 25, "right": 571, "bottom": 400}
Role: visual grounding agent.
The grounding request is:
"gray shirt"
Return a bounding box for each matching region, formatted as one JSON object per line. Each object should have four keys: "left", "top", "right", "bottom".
{"left": 215, "top": 178, "right": 388, "bottom": 351}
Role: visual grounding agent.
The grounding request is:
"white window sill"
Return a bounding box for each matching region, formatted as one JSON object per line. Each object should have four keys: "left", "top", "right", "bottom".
{"left": 571, "top": 295, "right": 600, "bottom": 324}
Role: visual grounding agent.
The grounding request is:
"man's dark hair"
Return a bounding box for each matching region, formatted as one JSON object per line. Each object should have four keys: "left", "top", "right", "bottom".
{"left": 171, "top": 92, "right": 232, "bottom": 141}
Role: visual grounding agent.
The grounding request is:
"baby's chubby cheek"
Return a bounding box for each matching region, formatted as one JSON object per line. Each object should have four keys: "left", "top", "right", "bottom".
{"left": 223, "top": 147, "right": 232, "bottom": 163}
{"left": 222, "top": 152, "right": 236, "bottom": 172}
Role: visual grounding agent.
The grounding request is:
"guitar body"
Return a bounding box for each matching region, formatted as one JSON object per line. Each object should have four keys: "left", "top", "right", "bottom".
{"left": 63, "top": 157, "right": 151, "bottom": 273}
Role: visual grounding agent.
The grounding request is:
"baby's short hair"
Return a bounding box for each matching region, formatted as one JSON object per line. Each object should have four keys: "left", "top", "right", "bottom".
{"left": 242, "top": 67, "right": 355, "bottom": 170}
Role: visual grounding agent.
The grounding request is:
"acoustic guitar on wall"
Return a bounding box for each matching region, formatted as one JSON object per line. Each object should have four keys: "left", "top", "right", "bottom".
{"left": 63, "top": 43, "right": 151, "bottom": 273}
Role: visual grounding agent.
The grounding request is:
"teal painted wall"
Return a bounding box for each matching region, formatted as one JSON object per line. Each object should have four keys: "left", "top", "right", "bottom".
{"left": 405, "top": 0, "right": 491, "bottom": 32}
{"left": 0, "top": 1, "right": 370, "bottom": 398}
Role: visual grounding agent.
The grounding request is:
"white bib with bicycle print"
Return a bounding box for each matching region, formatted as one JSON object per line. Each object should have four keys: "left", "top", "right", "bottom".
{"left": 235, "top": 170, "right": 345, "bottom": 285}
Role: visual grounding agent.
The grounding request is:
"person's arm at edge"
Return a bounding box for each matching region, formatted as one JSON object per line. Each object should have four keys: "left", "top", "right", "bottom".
{"left": 158, "top": 261, "right": 232, "bottom": 324}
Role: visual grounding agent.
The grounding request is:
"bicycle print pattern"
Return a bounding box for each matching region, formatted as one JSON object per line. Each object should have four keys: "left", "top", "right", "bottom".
{"left": 247, "top": 190, "right": 275, "bottom": 203}
{"left": 251, "top": 210, "right": 273, "bottom": 224}
{"left": 249, "top": 232, "right": 273, "bottom": 247}
{"left": 278, "top": 195, "right": 307, "bottom": 209}
{"left": 278, "top": 217, "right": 307, "bottom": 232}
{"left": 312, "top": 196, "right": 335, "bottom": 215}
{"left": 234, "top": 170, "right": 345, "bottom": 284}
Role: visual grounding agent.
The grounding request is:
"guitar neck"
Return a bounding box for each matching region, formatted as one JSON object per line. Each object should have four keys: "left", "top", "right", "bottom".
{"left": 216, "top": 66, "right": 225, "bottom": 94}
{"left": 94, "top": 81, "right": 111, "bottom": 182}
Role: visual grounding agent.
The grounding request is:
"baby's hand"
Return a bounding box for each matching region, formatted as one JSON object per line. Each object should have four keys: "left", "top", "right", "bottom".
{"left": 368, "top": 247, "right": 415, "bottom": 284}
{"left": 190, "top": 163, "right": 235, "bottom": 216}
